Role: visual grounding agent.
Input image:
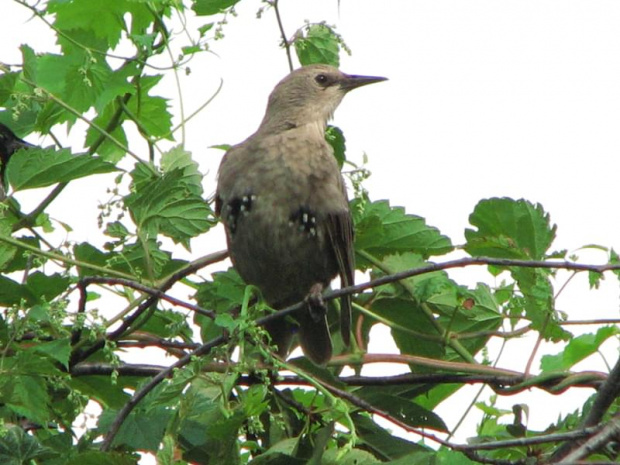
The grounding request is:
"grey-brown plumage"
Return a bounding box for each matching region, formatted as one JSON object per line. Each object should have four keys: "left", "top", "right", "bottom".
{"left": 215, "top": 64, "right": 386, "bottom": 364}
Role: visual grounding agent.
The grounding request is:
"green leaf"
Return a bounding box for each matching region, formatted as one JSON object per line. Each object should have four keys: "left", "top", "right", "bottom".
{"left": 357, "top": 391, "right": 447, "bottom": 432}
{"left": 353, "top": 199, "right": 453, "bottom": 265}
{"left": 193, "top": 0, "right": 241, "bottom": 16}
{"left": 74, "top": 240, "right": 172, "bottom": 279}
{"left": 0, "top": 218, "right": 18, "bottom": 271}
{"left": 325, "top": 125, "right": 346, "bottom": 167}
{"left": 195, "top": 268, "right": 246, "bottom": 341}
{"left": 161, "top": 145, "right": 204, "bottom": 196}
{"left": 105, "top": 221, "right": 130, "bottom": 239}
{"left": 465, "top": 198, "right": 567, "bottom": 340}
{"left": 0, "top": 276, "right": 36, "bottom": 306}
{"left": 464, "top": 197, "right": 556, "bottom": 260}
{"left": 6, "top": 147, "right": 118, "bottom": 191}
{"left": 294, "top": 24, "right": 341, "bottom": 67}
{"left": 0, "top": 426, "right": 52, "bottom": 465}
{"left": 85, "top": 101, "right": 130, "bottom": 163}
{"left": 0, "top": 72, "right": 18, "bottom": 106}
{"left": 125, "top": 75, "right": 172, "bottom": 138}
{"left": 352, "top": 414, "right": 426, "bottom": 460}
{"left": 540, "top": 326, "right": 620, "bottom": 372}
{"left": 0, "top": 356, "right": 56, "bottom": 425}
{"left": 26, "top": 272, "right": 71, "bottom": 302}
{"left": 48, "top": 0, "right": 137, "bottom": 49}
{"left": 28, "top": 338, "right": 72, "bottom": 369}
{"left": 98, "top": 407, "right": 171, "bottom": 451}
{"left": 126, "top": 168, "right": 213, "bottom": 246}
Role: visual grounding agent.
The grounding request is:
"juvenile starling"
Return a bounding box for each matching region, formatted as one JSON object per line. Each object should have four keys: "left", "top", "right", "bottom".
{"left": 215, "top": 64, "right": 386, "bottom": 364}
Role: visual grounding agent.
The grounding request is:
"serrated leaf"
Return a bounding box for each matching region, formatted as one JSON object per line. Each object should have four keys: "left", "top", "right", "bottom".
{"left": 353, "top": 199, "right": 453, "bottom": 265}
{"left": 6, "top": 147, "right": 118, "bottom": 191}
{"left": 126, "top": 74, "right": 172, "bottom": 138}
{"left": 464, "top": 197, "right": 556, "bottom": 260}
{"left": 126, "top": 168, "right": 212, "bottom": 246}
{"left": 48, "top": 0, "right": 134, "bottom": 49}
{"left": 294, "top": 24, "right": 340, "bottom": 67}
{"left": 105, "top": 221, "right": 130, "bottom": 239}
{"left": 98, "top": 406, "right": 171, "bottom": 451}
{"left": 161, "top": 145, "right": 204, "bottom": 195}
{"left": 588, "top": 270, "right": 602, "bottom": 289}
{"left": 0, "top": 426, "right": 51, "bottom": 465}
{"left": 540, "top": 326, "right": 620, "bottom": 372}
{"left": 195, "top": 268, "right": 246, "bottom": 341}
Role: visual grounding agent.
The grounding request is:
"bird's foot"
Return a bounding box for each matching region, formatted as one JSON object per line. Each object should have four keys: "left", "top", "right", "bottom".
{"left": 305, "top": 283, "right": 326, "bottom": 323}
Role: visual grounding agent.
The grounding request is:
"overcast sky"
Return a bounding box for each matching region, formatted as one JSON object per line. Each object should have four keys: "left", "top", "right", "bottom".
{"left": 2, "top": 0, "right": 620, "bottom": 446}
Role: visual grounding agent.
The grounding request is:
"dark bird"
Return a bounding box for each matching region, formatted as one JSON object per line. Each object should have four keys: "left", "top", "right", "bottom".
{"left": 215, "top": 64, "right": 386, "bottom": 364}
{"left": 0, "top": 123, "right": 33, "bottom": 198}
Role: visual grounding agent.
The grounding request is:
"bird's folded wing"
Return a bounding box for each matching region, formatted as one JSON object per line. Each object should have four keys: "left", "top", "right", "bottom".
{"left": 325, "top": 210, "right": 355, "bottom": 346}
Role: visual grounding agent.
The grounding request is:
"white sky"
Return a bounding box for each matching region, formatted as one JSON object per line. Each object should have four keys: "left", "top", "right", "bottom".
{"left": 2, "top": 0, "right": 620, "bottom": 452}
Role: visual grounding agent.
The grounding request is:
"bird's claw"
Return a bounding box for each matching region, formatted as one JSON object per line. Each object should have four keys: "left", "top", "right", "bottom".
{"left": 305, "top": 283, "right": 326, "bottom": 323}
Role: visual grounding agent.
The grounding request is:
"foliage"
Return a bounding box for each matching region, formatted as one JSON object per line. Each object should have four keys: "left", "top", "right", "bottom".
{"left": 0, "top": 1, "right": 618, "bottom": 464}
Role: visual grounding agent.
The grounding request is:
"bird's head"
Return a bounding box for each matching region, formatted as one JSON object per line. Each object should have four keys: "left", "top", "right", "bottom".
{"left": 259, "top": 64, "right": 386, "bottom": 134}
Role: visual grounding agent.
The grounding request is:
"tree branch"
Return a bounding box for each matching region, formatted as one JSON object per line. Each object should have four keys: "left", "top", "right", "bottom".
{"left": 97, "top": 255, "right": 620, "bottom": 452}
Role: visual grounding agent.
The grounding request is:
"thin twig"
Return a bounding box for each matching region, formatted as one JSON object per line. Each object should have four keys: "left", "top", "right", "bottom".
{"left": 80, "top": 276, "right": 216, "bottom": 319}
{"left": 273, "top": 0, "right": 294, "bottom": 72}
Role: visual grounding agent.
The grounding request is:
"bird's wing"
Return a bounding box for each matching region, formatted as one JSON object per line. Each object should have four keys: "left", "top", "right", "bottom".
{"left": 325, "top": 210, "right": 355, "bottom": 346}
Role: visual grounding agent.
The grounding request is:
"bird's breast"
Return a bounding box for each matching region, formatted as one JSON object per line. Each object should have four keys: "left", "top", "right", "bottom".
{"left": 217, "top": 130, "right": 347, "bottom": 305}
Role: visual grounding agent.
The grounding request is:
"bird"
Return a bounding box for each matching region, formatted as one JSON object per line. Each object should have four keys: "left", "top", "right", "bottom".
{"left": 0, "top": 123, "right": 34, "bottom": 199}
{"left": 215, "top": 64, "right": 386, "bottom": 365}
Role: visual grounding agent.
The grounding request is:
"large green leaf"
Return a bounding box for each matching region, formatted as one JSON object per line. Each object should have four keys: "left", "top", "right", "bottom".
{"left": 6, "top": 147, "right": 118, "bottom": 191}
{"left": 541, "top": 325, "right": 620, "bottom": 372}
{"left": 353, "top": 199, "right": 453, "bottom": 266}
{"left": 464, "top": 197, "right": 556, "bottom": 260}
{"left": 48, "top": 0, "right": 134, "bottom": 49}
{"left": 465, "top": 198, "right": 567, "bottom": 341}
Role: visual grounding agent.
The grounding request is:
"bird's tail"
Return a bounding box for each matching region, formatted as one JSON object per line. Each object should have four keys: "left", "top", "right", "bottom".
{"left": 297, "top": 308, "right": 332, "bottom": 366}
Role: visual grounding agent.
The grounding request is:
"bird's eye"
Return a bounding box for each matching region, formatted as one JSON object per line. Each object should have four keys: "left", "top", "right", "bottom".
{"left": 314, "top": 74, "right": 329, "bottom": 86}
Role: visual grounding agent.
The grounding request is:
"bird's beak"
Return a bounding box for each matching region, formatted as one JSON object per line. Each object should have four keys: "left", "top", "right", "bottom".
{"left": 339, "top": 73, "right": 388, "bottom": 92}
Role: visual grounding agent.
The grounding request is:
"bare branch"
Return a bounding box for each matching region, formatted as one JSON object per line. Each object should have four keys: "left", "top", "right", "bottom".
{"left": 558, "top": 415, "right": 620, "bottom": 463}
